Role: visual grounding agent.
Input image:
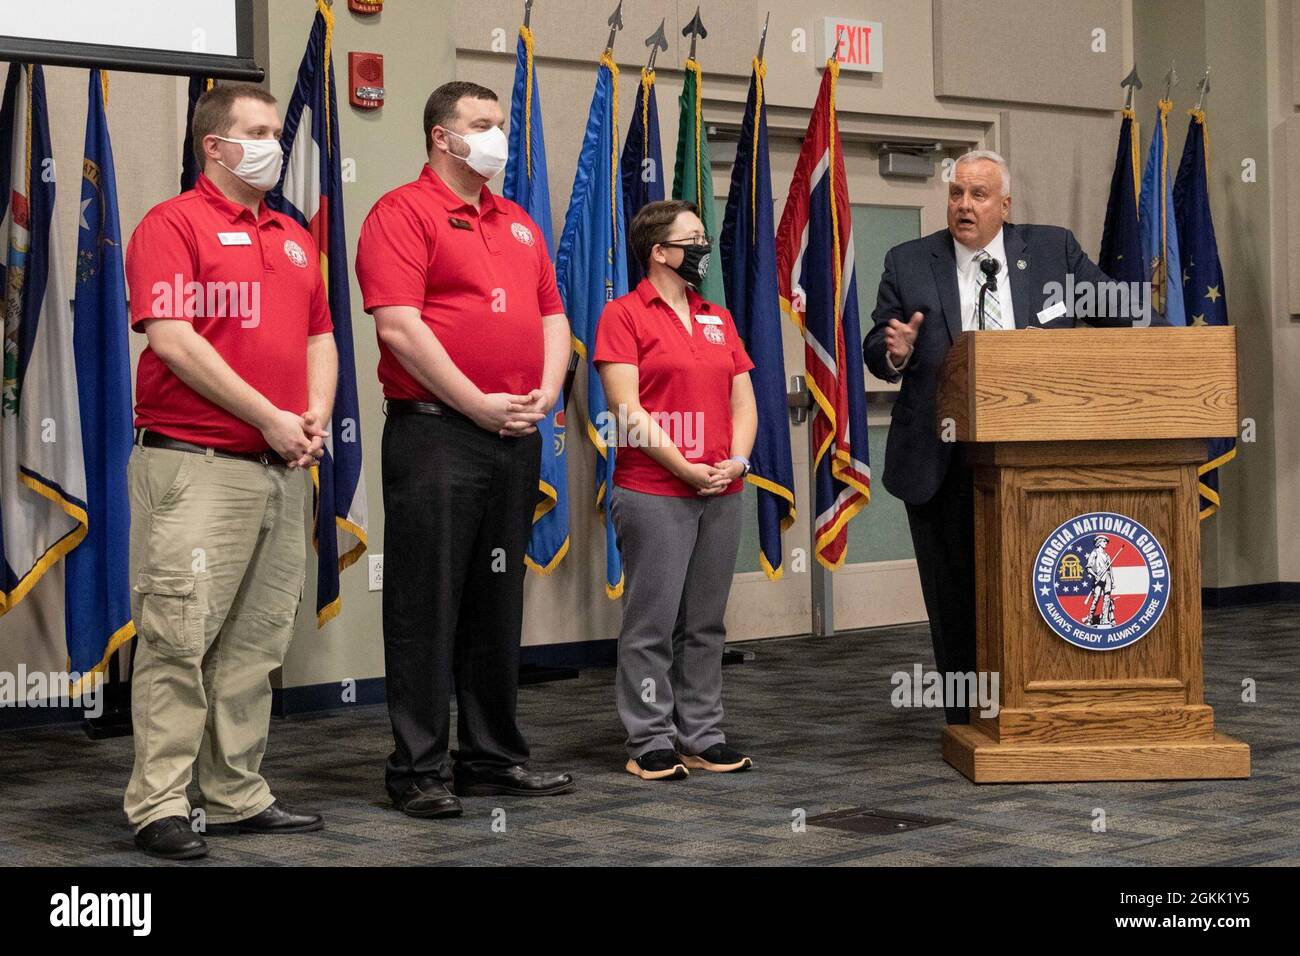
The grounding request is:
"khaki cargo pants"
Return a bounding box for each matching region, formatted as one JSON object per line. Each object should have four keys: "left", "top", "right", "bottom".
{"left": 123, "top": 443, "right": 307, "bottom": 831}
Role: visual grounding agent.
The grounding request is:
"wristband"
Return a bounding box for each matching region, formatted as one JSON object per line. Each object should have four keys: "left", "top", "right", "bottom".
{"left": 730, "top": 455, "right": 751, "bottom": 478}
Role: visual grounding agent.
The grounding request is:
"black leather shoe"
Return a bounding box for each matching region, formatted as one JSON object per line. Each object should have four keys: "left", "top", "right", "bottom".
{"left": 390, "top": 778, "right": 463, "bottom": 819}
{"left": 134, "top": 816, "right": 208, "bottom": 860}
{"left": 452, "top": 764, "right": 576, "bottom": 797}
{"left": 206, "top": 800, "right": 324, "bottom": 835}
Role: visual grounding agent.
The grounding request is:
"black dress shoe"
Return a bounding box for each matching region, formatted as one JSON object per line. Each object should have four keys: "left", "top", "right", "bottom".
{"left": 390, "top": 778, "right": 463, "bottom": 819}
{"left": 452, "top": 764, "right": 576, "bottom": 797}
{"left": 134, "top": 816, "right": 208, "bottom": 860}
{"left": 206, "top": 800, "right": 323, "bottom": 835}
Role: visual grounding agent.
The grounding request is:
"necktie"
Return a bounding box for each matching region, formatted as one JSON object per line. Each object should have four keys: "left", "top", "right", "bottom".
{"left": 975, "top": 249, "right": 1003, "bottom": 330}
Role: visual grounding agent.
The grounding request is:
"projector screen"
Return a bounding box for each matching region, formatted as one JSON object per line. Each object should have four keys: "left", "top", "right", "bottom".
{"left": 0, "top": 0, "right": 260, "bottom": 80}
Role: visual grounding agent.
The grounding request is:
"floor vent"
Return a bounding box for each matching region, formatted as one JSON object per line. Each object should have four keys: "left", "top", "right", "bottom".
{"left": 806, "top": 807, "right": 952, "bottom": 835}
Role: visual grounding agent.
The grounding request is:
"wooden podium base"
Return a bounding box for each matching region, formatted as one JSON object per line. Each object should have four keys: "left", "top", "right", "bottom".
{"left": 928, "top": 329, "right": 1251, "bottom": 785}
{"left": 942, "top": 724, "right": 1251, "bottom": 784}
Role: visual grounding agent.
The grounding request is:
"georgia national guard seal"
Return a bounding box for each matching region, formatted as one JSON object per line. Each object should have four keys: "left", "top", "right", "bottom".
{"left": 1032, "top": 511, "right": 1170, "bottom": 651}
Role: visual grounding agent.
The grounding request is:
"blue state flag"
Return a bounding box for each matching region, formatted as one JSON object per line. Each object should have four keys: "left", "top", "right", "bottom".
{"left": 1139, "top": 99, "right": 1185, "bottom": 325}
{"left": 268, "top": 0, "right": 368, "bottom": 627}
{"left": 505, "top": 23, "right": 569, "bottom": 575}
{"left": 1099, "top": 107, "right": 1144, "bottom": 284}
{"left": 620, "top": 67, "right": 664, "bottom": 288}
{"left": 65, "top": 70, "right": 135, "bottom": 685}
{"left": 556, "top": 53, "right": 627, "bottom": 599}
{"left": 720, "top": 58, "right": 795, "bottom": 579}
{"left": 1174, "top": 107, "right": 1235, "bottom": 519}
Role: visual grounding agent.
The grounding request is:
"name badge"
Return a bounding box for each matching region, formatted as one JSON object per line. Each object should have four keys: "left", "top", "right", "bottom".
{"left": 1036, "top": 301, "right": 1068, "bottom": 323}
{"left": 695, "top": 314, "right": 722, "bottom": 325}
{"left": 218, "top": 231, "right": 252, "bottom": 246}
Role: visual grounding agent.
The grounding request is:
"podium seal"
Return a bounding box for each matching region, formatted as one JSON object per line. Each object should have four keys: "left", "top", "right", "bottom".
{"left": 1032, "top": 511, "right": 1170, "bottom": 651}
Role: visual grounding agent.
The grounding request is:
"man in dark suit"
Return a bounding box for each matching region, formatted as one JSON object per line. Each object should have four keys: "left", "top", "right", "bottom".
{"left": 863, "top": 149, "right": 1131, "bottom": 724}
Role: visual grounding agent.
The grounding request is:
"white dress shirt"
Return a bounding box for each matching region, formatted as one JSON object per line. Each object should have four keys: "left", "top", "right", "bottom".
{"left": 885, "top": 227, "right": 1016, "bottom": 376}
{"left": 954, "top": 227, "right": 1015, "bottom": 332}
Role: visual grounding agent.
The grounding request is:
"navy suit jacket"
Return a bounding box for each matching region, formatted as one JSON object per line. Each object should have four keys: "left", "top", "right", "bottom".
{"left": 863, "top": 223, "right": 1130, "bottom": 506}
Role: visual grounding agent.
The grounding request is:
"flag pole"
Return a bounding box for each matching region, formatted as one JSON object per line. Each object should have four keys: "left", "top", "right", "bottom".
{"left": 604, "top": 0, "right": 624, "bottom": 55}
{"left": 683, "top": 6, "right": 707, "bottom": 63}
{"left": 1121, "top": 64, "right": 1141, "bottom": 111}
{"left": 566, "top": 0, "right": 625, "bottom": 412}
{"left": 1193, "top": 67, "right": 1210, "bottom": 111}
{"left": 644, "top": 18, "right": 667, "bottom": 73}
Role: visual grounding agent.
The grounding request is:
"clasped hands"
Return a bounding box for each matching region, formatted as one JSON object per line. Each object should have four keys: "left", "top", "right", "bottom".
{"left": 680, "top": 459, "right": 745, "bottom": 496}
{"left": 261, "top": 408, "right": 328, "bottom": 468}
{"left": 473, "top": 388, "right": 554, "bottom": 437}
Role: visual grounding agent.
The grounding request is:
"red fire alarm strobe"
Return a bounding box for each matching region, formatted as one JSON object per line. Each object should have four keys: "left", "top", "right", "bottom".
{"left": 349, "top": 52, "right": 384, "bottom": 109}
{"left": 348, "top": 0, "right": 383, "bottom": 15}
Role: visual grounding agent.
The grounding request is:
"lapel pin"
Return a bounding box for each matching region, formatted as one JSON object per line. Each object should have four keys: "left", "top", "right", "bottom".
{"left": 1016, "top": 259, "right": 1027, "bottom": 270}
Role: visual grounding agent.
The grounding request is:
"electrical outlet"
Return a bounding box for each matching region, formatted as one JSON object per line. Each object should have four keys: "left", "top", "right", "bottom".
{"left": 368, "top": 553, "right": 383, "bottom": 591}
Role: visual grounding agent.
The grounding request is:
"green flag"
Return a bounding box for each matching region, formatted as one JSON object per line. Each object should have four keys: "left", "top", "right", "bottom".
{"left": 672, "top": 59, "right": 726, "bottom": 305}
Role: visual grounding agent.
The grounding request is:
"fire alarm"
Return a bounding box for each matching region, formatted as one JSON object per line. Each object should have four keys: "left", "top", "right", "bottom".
{"left": 348, "top": 0, "right": 383, "bottom": 14}
{"left": 348, "top": 52, "right": 384, "bottom": 110}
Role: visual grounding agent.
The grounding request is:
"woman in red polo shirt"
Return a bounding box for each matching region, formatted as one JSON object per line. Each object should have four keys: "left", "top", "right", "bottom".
{"left": 594, "top": 200, "right": 758, "bottom": 782}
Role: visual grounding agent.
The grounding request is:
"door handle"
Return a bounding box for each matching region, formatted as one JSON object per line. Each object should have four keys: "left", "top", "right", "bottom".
{"left": 788, "top": 374, "right": 812, "bottom": 424}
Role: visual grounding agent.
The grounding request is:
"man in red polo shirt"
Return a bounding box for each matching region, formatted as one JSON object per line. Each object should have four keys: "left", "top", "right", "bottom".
{"left": 123, "top": 83, "right": 333, "bottom": 860}
{"left": 355, "top": 81, "right": 575, "bottom": 819}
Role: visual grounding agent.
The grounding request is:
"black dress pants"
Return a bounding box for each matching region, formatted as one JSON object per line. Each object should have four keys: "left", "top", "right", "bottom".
{"left": 903, "top": 459, "right": 978, "bottom": 725}
{"left": 380, "top": 409, "right": 540, "bottom": 794}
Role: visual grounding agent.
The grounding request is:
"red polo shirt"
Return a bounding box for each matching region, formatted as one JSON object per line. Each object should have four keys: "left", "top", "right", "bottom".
{"left": 594, "top": 279, "right": 754, "bottom": 497}
{"left": 125, "top": 174, "right": 332, "bottom": 452}
{"left": 354, "top": 165, "right": 563, "bottom": 401}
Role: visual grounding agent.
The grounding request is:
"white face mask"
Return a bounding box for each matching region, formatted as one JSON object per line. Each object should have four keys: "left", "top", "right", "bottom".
{"left": 440, "top": 125, "right": 509, "bottom": 180}
{"left": 213, "top": 135, "right": 284, "bottom": 191}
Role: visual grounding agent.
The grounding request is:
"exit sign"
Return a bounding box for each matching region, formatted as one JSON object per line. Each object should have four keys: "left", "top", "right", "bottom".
{"left": 818, "top": 17, "right": 883, "bottom": 73}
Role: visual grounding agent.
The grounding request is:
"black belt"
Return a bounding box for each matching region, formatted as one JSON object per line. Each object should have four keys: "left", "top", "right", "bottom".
{"left": 384, "top": 398, "right": 470, "bottom": 422}
{"left": 135, "top": 428, "right": 287, "bottom": 466}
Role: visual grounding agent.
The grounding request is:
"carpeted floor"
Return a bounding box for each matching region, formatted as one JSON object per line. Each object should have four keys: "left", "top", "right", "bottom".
{"left": 2, "top": 602, "right": 1297, "bottom": 866}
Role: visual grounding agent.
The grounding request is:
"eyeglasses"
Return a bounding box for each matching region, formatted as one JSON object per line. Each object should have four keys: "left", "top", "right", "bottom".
{"left": 660, "top": 234, "right": 712, "bottom": 248}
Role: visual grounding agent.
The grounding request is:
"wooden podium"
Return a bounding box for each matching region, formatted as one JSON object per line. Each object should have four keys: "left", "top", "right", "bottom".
{"left": 935, "top": 327, "right": 1249, "bottom": 783}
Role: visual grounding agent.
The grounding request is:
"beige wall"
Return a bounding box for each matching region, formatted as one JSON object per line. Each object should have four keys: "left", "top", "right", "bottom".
{"left": 1267, "top": 0, "right": 1300, "bottom": 582}
{"left": 271, "top": 1, "right": 455, "bottom": 690}
{"left": 1131, "top": 0, "right": 1296, "bottom": 590}
{"left": 455, "top": 0, "right": 1127, "bottom": 257}
{"left": 1, "top": 0, "right": 1294, "bottom": 697}
{"left": 1287, "top": 0, "right": 1300, "bottom": 315}
{"left": 933, "top": 0, "right": 1126, "bottom": 110}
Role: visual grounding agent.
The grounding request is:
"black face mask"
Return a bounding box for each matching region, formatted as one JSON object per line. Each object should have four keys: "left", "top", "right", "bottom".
{"left": 661, "top": 242, "right": 711, "bottom": 288}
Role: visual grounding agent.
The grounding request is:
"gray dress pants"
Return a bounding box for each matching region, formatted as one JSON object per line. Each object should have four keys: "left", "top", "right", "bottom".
{"left": 609, "top": 485, "right": 743, "bottom": 758}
